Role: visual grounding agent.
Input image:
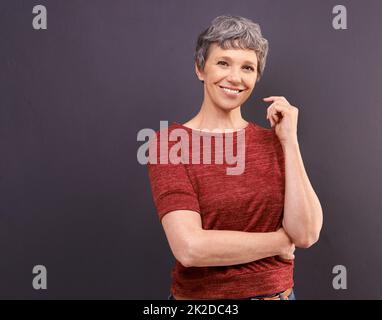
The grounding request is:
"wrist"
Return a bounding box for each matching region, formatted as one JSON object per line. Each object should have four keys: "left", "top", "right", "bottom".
{"left": 281, "top": 138, "right": 299, "bottom": 152}
{"left": 273, "top": 230, "right": 290, "bottom": 256}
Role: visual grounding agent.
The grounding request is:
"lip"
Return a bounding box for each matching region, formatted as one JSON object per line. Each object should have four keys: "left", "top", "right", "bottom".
{"left": 219, "top": 85, "right": 245, "bottom": 91}
{"left": 218, "top": 85, "right": 245, "bottom": 98}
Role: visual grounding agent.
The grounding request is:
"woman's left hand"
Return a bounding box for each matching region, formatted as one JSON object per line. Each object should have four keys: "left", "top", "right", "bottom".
{"left": 263, "top": 96, "right": 299, "bottom": 145}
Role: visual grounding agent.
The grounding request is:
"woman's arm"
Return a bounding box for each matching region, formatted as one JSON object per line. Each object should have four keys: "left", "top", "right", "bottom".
{"left": 281, "top": 139, "right": 323, "bottom": 248}
{"left": 189, "top": 227, "right": 295, "bottom": 267}
{"left": 162, "top": 210, "right": 295, "bottom": 267}
{"left": 264, "top": 96, "right": 323, "bottom": 249}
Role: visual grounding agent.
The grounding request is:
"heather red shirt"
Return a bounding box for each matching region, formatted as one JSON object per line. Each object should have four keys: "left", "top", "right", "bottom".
{"left": 147, "top": 122, "right": 294, "bottom": 299}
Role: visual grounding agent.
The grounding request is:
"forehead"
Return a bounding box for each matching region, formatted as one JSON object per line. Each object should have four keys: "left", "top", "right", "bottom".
{"left": 207, "top": 42, "right": 258, "bottom": 64}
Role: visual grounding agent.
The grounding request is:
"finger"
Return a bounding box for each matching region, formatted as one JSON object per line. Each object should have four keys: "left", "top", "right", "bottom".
{"left": 264, "top": 96, "right": 290, "bottom": 105}
{"left": 272, "top": 114, "right": 279, "bottom": 126}
{"left": 269, "top": 116, "right": 274, "bottom": 127}
{"left": 263, "top": 96, "right": 284, "bottom": 102}
{"left": 266, "top": 98, "right": 290, "bottom": 112}
{"left": 278, "top": 255, "right": 294, "bottom": 262}
{"left": 268, "top": 111, "right": 276, "bottom": 127}
{"left": 272, "top": 103, "right": 290, "bottom": 116}
{"left": 268, "top": 106, "right": 280, "bottom": 125}
{"left": 267, "top": 105, "right": 277, "bottom": 120}
{"left": 266, "top": 109, "right": 274, "bottom": 126}
{"left": 271, "top": 110, "right": 280, "bottom": 122}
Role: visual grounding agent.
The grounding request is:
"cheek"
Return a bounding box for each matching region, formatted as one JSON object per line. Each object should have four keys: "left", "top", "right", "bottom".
{"left": 246, "top": 79, "right": 257, "bottom": 91}
{"left": 241, "top": 83, "right": 256, "bottom": 97}
{"left": 205, "top": 66, "right": 227, "bottom": 80}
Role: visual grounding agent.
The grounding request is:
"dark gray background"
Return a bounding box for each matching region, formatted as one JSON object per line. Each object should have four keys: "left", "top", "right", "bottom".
{"left": 1, "top": 0, "right": 381, "bottom": 299}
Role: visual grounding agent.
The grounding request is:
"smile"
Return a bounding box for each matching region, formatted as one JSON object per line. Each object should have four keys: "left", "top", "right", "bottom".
{"left": 218, "top": 85, "right": 245, "bottom": 96}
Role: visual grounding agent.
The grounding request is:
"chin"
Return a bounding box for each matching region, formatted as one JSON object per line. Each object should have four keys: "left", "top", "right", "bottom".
{"left": 216, "top": 100, "right": 243, "bottom": 111}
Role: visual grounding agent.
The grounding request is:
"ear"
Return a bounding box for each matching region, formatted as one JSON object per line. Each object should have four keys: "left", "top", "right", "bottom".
{"left": 195, "top": 62, "right": 204, "bottom": 82}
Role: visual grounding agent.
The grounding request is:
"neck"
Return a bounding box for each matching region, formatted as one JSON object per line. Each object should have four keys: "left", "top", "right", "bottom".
{"left": 191, "top": 100, "right": 248, "bottom": 131}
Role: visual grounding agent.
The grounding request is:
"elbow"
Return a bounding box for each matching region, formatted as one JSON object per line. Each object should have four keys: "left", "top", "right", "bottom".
{"left": 178, "top": 251, "right": 194, "bottom": 268}
{"left": 294, "top": 238, "right": 316, "bottom": 249}
{"left": 294, "top": 232, "right": 320, "bottom": 249}
{"left": 288, "top": 216, "right": 323, "bottom": 249}
{"left": 177, "top": 238, "right": 201, "bottom": 268}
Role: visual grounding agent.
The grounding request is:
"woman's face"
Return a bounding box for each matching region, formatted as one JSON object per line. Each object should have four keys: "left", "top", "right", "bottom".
{"left": 196, "top": 42, "right": 258, "bottom": 111}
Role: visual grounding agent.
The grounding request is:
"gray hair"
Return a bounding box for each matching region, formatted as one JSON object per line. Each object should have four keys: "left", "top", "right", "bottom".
{"left": 194, "top": 15, "right": 269, "bottom": 83}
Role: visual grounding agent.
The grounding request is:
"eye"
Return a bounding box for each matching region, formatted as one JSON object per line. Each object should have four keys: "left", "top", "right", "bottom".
{"left": 217, "top": 61, "right": 228, "bottom": 66}
{"left": 244, "top": 65, "right": 255, "bottom": 72}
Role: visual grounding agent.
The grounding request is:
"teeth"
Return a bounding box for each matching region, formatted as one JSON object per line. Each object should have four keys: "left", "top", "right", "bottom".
{"left": 222, "top": 87, "right": 240, "bottom": 94}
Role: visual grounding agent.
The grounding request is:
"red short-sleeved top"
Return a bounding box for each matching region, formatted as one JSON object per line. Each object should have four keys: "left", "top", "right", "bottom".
{"left": 147, "top": 122, "right": 294, "bottom": 299}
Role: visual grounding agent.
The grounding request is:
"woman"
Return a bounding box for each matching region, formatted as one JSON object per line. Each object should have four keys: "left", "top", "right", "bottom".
{"left": 147, "top": 15, "right": 323, "bottom": 300}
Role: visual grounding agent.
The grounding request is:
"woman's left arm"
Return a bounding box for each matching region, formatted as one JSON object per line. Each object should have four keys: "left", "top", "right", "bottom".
{"left": 264, "top": 96, "right": 323, "bottom": 248}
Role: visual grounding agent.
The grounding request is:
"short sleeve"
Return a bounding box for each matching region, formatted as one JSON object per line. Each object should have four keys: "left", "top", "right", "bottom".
{"left": 147, "top": 131, "right": 201, "bottom": 222}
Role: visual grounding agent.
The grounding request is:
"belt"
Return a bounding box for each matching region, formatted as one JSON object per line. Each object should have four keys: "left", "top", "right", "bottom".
{"left": 249, "top": 288, "right": 293, "bottom": 300}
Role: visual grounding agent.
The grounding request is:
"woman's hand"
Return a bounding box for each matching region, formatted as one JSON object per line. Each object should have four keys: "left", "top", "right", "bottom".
{"left": 263, "top": 96, "right": 299, "bottom": 145}
{"left": 276, "top": 228, "right": 296, "bottom": 261}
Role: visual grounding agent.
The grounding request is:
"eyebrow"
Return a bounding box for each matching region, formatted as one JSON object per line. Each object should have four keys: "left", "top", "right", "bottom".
{"left": 216, "top": 56, "right": 257, "bottom": 66}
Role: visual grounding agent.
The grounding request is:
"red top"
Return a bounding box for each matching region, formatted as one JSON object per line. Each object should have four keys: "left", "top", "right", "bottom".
{"left": 147, "top": 122, "right": 294, "bottom": 299}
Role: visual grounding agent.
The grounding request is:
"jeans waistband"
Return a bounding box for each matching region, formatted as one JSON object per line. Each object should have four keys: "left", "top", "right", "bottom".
{"left": 168, "top": 288, "right": 296, "bottom": 300}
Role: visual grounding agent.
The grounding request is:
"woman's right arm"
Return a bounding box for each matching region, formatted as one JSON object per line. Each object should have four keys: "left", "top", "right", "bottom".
{"left": 161, "top": 210, "right": 295, "bottom": 267}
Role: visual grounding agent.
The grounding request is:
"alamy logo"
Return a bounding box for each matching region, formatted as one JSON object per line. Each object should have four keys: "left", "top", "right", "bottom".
{"left": 32, "top": 5, "right": 47, "bottom": 30}
{"left": 137, "top": 121, "right": 246, "bottom": 175}
{"left": 332, "top": 265, "right": 347, "bottom": 290}
{"left": 332, "top": 5, "right": 347, "bottom": 30}
{"left": 32, "top": 265, "right": 47, "bottom": 290}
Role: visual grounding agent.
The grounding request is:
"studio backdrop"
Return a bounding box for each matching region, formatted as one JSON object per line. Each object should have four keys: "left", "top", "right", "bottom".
{"left": 1, "top": 0, "right": 381, "bottom": 299}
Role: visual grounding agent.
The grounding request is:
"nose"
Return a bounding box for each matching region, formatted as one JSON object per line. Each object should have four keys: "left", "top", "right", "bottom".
{"left": 226, "top": 67, "right": 242, "bottom": 84}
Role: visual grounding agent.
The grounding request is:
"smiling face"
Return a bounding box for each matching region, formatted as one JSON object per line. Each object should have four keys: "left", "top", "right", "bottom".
{"left": 195, "top": 42, "right": 258, "bottom": 112}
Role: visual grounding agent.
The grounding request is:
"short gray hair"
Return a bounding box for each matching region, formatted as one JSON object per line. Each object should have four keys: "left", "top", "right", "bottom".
{"left": 194, "top": 15, "right": 269, "bottom": 82}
